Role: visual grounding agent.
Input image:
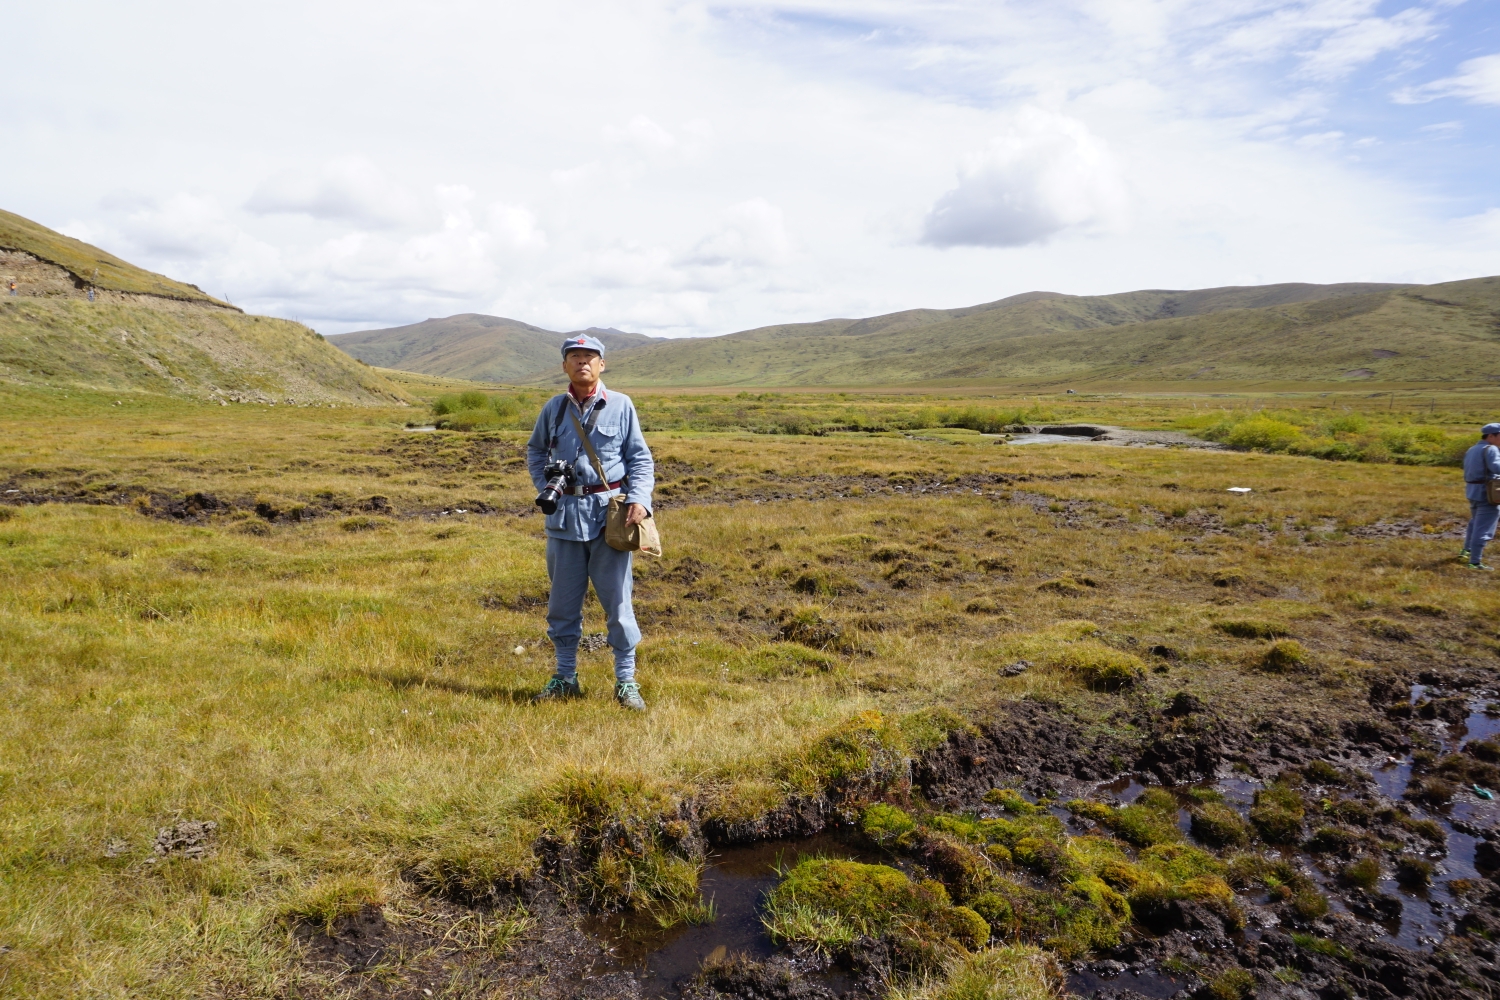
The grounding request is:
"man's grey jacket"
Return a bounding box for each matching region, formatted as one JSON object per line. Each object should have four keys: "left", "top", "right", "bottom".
{"left": 526, "top": 384, "right": 655, "bottom": 541}
{"left": 1464, "top": 441, "right": 1500, "bottom": 503}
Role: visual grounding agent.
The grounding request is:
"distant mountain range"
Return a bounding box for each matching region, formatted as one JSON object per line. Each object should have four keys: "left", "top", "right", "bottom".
{"left": 329, "top": 277, "right": 1500, "bottom": 387}
{"left": 328, "top": 315, "right": 660, "bottom": 383}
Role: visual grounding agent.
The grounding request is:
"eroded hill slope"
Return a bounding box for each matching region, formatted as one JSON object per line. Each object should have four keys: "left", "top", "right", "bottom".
{"left": 0, "top": 209, "right": 407, "bottom": 404}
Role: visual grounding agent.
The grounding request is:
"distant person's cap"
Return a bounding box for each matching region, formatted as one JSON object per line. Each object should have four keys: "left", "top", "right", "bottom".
{"left": 1483, "top": 423, "right": 1500, "bottom": 436}
{"left": 561, "top": 334, "right": 606, "bottom": 358}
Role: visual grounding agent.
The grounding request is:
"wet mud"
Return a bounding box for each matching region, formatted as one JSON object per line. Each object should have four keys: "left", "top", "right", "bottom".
{"left": 294, "top": 668, "right": 1500, "bottom": 999}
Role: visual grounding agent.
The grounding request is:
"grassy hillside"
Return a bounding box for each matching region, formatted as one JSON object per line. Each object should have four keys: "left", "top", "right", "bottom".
{"left": 0, "top": 296, "right": 409, "bottom": 405}
{"left": 601, "top": 279, "right": 1497, "bottom": 387}
{"left": 0, "top": 208, "right": 225, "bottom": 304}
{"left": 329, "top": 315, "right": 658, "bottom": 383}
{"left": 0, "top": 209, "right": 409, "bottom": 405}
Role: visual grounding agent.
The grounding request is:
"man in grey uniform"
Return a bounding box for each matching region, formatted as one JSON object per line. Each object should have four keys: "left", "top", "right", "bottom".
{"left": 1461, "top": 422, "right": 1500, "bottom": 571}
{"left": 526, "top": 334, "right": 655, "bottom": 709}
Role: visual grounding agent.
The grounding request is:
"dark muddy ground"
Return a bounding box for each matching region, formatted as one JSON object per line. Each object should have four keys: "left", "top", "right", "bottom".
{"left": 295, "top": 661, "right": 1500, "bottom": 1000}
{"left": 6, "top": 469, "right": 1462, "bottom": 547}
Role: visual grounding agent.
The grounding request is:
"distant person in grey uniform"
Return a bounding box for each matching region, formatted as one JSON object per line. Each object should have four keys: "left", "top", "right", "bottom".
{"left": 526, "top": 334, "right": 655, "bottom": 709}
{"left": 1461, "top": 422, "right": 1500, "bottom": 570}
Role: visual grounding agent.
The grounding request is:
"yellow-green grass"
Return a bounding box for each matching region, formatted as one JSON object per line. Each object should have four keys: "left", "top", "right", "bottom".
{"left": 0, "top": 208, "right": 222, "bottom": 304}
{"left": 887, "top": 945, "right": 1065, "bottom": 1000}
{"left": 402, "top": 381, "right": 1500, "bottom": 466}
{"left": 0, "top": 298, "right": 408, "bottom": 405}
{"left": 4, "top": 383, "right": 1500, "bottom": 995}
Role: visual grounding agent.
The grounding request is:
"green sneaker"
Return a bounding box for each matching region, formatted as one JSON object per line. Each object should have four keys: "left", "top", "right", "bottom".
{"left": 1467, "top": 562, "right": 1495, "bottom": 572}
{"left": 614, "top": 681, "right": 646, "bottom": 711}
{"left": 1459, "top": 548, "right": 1471, "bottom": 561}
{"left": 531, "top": 676, "right": 583, "bottom": 702}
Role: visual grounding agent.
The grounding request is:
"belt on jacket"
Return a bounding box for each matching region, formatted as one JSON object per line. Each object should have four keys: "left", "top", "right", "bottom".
{"left": 1467, "top": 480, "right": 1494, "bottom": 484}
{"left": 569, "top": 479, "right": 624, "bottom": 496}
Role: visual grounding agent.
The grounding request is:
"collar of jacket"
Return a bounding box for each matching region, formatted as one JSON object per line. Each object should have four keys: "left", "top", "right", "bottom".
{"left": 567, "top": 381, "right": 607, "bottom": 411}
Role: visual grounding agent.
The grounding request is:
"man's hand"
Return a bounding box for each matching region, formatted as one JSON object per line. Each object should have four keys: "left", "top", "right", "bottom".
{"left": 625, "top": 502, "right": 648, "bottom": 527}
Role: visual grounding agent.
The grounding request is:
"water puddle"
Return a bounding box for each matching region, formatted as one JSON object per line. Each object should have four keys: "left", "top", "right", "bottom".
{"left": 1003, "top": 433, "right": 1104, "bottom": 446}
{"left": 1068, "top": 966, "right": 1192, "bottom": 998}
{"left": 1084, "top": 700, "right": 1498, "bottom": 956}
{"left": 595, "top": 697, "right": 1498, "bottom": 992}
{"left": 584, "top": 831, "right": 879, "bottom": 997}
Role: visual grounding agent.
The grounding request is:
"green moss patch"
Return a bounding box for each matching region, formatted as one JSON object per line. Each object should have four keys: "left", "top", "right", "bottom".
{"left": 1249, "top": 782, "right": 1306, "bottom": 844}
{"left": 863, "top": 803, "right": 918, "bottom": 847}
{"left": 1189, "top": 802, "right": 1250, "bottom": 847}
{"left": 1066, "top": 791, "right": 1182, "bottom": 848}
{"left": 763, "top": 857, "right": 988, "bottom": 963}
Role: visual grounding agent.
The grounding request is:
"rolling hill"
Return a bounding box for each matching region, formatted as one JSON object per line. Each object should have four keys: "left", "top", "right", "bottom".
{"left": 328, "top": 316, "right": 660, "bottom": 383}
{"left": 330, "top": 278, "right": 1500, "bottom": 387}
{"left": 604, "top": 280, "right": 1500, "bottom": 387}
{"left": 0, "top": 210, "right": 408, "bottom": 404}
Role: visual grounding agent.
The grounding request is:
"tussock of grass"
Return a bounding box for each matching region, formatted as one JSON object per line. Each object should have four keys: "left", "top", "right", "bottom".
{"left": 1250, "top": 783, "right": 1307, "bottom": 844}
{"left": 887, "top": 945, "right": 1065, "bottom": 1000}
{"left": 1214, "top": 619, "right": 1287, "bottom": 640}
{"left": 1206, "top": 967, "right": 1255, "bottom": 1000}
{"left": 1047, "top": 641, "right": 1146, "bottom": 692}
{"left": 763, "top": 857, "right": 985, "bottom": 961}
{"left": 1341, "top": 856, "right": 1381, "bottom": 890}
{"left": 278, "top": 873, "right": 388, "bottom": 932}
{"left": 407, "top": 824, "right": 540, "bottom": 904}
{"left": 1189, "top": 801, "right": 1250, "bottom": 847}
{"left": 1257, "top": 639, "right": 1310, "bottom": 673}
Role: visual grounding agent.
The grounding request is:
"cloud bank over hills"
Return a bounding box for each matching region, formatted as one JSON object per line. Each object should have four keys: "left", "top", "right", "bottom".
{"left": 5, "top": 1, "right": 1498, "bottom": 338}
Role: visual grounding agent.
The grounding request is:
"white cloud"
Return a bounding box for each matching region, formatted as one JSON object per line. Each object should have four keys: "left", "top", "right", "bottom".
{"left": 687, "top": 199, "right": 793, "bottom": 267}
{"left": 487, "top": 203, "right": 548, "bottom": 250}
{"left": 1297, "top": 5, "right": 1437, "bottom": 81}
{"left": 246, "top": 156, "right": 422, "bottom": 228}
{"left": 1395, "top": 52, "right": 1500, "bottom": 105}
{"left": 921, "top": 109, "right": 1126, "bottom": 248}
{"left": 603, "top": 115, "right": 679, "bottom": 152}
{"left": 3, "top": 1, "right": 1493, "bottom": 338}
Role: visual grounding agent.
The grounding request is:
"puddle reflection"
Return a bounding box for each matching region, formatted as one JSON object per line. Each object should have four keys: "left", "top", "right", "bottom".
{"left": 585, "top": 831, "right": 877, "bottom": 997}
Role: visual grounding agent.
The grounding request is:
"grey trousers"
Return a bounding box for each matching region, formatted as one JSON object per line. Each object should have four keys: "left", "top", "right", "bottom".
{"left": 545, "top": 534, "right": 639, "bottom": 682}
{"left": 1467, "top": 500, "right": 1500, "bottom": 565}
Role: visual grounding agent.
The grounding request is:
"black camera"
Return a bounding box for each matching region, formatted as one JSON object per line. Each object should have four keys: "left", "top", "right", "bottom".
{"left": 535, "top": 460, "right": 575, "bottom": 515}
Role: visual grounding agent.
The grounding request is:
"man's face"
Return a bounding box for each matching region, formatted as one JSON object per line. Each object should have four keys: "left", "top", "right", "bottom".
{"left": 563, "top": 349, "right": 604, "bottom": 385}
{"left": 1486, "top": 433, "right": 1500, "bottom": 445}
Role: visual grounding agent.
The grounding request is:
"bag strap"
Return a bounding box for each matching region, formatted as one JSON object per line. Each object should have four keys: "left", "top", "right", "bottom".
{"left": 568, "top": 408, "right": 614, "bottom": 489}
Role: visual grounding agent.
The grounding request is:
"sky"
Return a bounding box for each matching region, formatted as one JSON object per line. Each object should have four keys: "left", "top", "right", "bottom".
{"left": 4, "top": 1, "right": 1498, "bottom": 336}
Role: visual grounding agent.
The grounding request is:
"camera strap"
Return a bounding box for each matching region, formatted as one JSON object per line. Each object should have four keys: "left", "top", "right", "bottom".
{"left": 567, "top": 408, "right": 622, "bottom": 494}
{"left": 549, "top": 393, "right": 603, "bottom": 456}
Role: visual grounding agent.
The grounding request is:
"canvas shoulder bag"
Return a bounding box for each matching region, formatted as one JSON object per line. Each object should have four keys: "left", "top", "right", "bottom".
{"left": 1488, "top": 479, "right": 1500, "bottom": 505}
{"left": 568, "top": 408, "right": 662, "bottom": 557}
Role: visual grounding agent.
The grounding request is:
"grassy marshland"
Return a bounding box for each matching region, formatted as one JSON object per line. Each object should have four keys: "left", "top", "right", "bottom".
{"left": 1, "top": 383, "right": 1498, "bottom": 997}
